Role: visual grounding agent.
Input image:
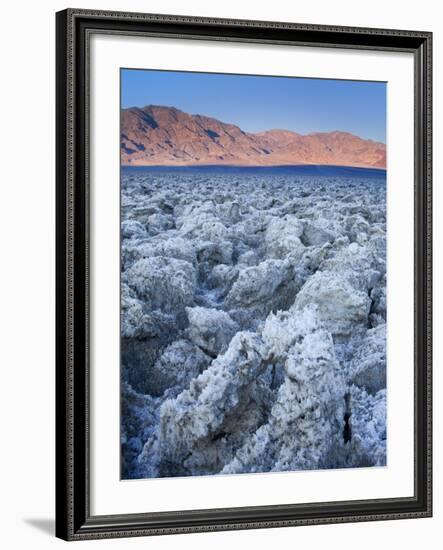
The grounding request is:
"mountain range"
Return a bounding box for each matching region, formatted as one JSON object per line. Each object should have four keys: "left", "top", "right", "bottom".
{"left": 121, "top": 105, "right": 386, "bottom": 169}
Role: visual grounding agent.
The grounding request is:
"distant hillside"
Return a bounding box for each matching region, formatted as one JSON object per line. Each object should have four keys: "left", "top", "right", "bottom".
{"left": 121, "top": 105, "right": 386, "bottom": 169}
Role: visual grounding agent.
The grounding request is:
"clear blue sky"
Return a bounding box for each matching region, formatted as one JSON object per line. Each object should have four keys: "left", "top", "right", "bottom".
{"left": 121, "top": 69, "right": 386, "bottom": 143}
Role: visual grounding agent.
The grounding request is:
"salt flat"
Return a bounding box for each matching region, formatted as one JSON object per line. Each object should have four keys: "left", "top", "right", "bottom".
{"left": 120, "top": 168, "right": 387, "bottom": 479}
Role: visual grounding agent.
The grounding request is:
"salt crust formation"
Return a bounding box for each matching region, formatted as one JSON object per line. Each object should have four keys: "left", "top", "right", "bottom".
{"left": 121, "top": 171, "right": 387, "bottom": 478}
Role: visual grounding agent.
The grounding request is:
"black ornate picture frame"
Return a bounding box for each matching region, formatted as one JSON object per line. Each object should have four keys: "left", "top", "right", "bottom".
{"left": 55, "top": 8, "right": 432, "bottom": 541}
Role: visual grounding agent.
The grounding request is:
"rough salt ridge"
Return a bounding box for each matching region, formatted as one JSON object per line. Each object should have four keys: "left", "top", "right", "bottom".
{"left": 120, "top": 170, "right": 387, "bottom": 479}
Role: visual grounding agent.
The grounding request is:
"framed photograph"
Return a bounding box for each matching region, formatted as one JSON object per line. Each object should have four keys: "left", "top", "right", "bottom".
{"left": 55, "top": 9, "right": 432, "bottom": 541}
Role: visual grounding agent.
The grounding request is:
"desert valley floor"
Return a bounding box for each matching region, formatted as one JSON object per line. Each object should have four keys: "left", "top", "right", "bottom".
{"left": 120, "top": 167, "right": 387, "bottom": 479}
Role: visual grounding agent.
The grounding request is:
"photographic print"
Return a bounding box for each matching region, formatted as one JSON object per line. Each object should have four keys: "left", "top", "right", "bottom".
{"left": 120, "top": 69, "right": 387, "bottom": 480}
